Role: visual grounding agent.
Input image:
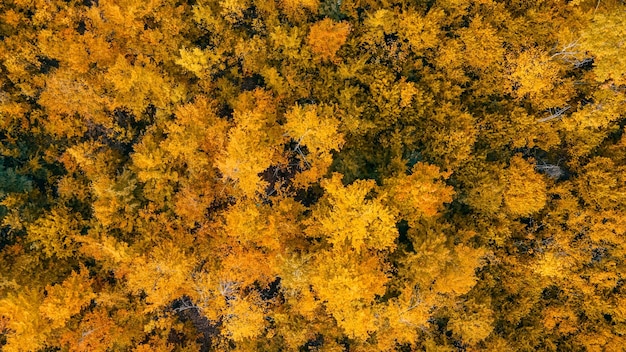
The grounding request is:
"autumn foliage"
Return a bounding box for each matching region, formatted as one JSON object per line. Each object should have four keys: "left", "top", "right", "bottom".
{"left": 1, "top": 0, "right": 626, "bottom": 351}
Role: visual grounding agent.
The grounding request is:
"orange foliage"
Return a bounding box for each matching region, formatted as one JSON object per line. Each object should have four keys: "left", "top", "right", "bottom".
{"left": 2, "top": 0, "right": 626, "bottom": 351}
{"left": 308, "top": 19, "right": 351, "bottom": 63}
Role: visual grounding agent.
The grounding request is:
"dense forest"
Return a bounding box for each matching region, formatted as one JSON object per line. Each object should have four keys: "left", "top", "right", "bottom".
{"left": 1, "top": 0, "right": 625, "bottom": 350}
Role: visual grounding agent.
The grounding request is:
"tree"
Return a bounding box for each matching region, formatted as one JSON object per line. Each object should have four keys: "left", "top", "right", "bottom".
{"left": 308, "top": 18, "right": 350, "bottom": 63}
{"left": 503, "top": 155, "right": 548, "bottom": 217}
{"left": 216, "top": 89, "right": 286, "bottom": 198}
{"left": 2, "top": 0, "right": 626, "bottom": 350}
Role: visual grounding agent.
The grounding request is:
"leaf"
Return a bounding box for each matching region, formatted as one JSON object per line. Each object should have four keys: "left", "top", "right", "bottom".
{"left": 308, "top": 19, "right": 351, "bottom": 63}
{"left": 383, "top": 162, "right": 454, "bottom": 225}
{"left": 306, "top": 173, "right": 397, "bottom": 251}
{"left": 503, "top": 155, "right": 547, "bottom": 216}
{"left": 223, "top": 293, "right": 266, "bottom": 342}
{"left": 39, "top": 268, "right": 96, "bottom": 329}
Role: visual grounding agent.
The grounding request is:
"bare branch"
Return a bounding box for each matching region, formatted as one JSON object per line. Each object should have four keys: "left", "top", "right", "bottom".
{"left": 535, "top": 164, "right": 564, "bottom": 179}
{"left": 537, "top": 105, "right": 571, "bottom": 123}
{"left": 550, "top": 40, "right": 580, "bottom": 59}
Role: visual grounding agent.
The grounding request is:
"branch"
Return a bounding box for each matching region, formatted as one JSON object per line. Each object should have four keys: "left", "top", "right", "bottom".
{"left": 550, "top": 39, "right": 580, "bottom": 59}
{"left": 174, "top": 304, "right": 200, "bottom": 313}
{"left": 537, "top": 105, "right": 571, "bottom": 122}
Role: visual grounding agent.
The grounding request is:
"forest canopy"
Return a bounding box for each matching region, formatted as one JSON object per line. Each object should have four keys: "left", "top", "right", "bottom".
{"left": 1, "top": 0, "right": 626, "bottom": 351}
